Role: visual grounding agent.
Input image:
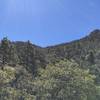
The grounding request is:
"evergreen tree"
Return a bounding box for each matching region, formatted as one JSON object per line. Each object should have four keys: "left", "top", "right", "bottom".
{"left": 25, "top": 40, "right": 36, "bottom": 74}
{"left": 9, "top": 44, "right": 19, "bottom": 66}
{"left": 86, "top": 51, "right": 95, "bottom": 64}
{"left": 26, "top": 40, "right": 32, "bottom": 66}
{"left": 1, "top": 37, "right": 11, "bottom": 65}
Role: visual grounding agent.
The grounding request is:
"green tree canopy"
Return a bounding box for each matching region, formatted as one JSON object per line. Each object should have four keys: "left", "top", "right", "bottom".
{"left": 1, "top": 37, "right": 11, "bottom": 65}
{"left": 34, "top": 60, "right": 97, "bottom": 100}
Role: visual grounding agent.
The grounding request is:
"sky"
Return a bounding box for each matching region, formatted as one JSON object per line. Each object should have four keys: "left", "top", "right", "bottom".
{"left": 0, "top": 0, "right": 100, "bottom": 47}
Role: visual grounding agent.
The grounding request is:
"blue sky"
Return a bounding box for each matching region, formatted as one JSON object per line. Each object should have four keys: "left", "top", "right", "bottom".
{"left": 0, "top": 0, "right": 100, "bottom": 47}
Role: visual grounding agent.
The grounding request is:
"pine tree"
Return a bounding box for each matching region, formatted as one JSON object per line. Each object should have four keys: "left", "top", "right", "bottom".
{"left": 1, "top": 37, "right": 11, "bottom": 65}
{"left": 9, "top": 44, "right": 19, "bottom": 66}
{"left": 86, "top": 51, "right": 95, "bottom": 64}
{"left": 26, "top": 40, "right": 32, "bottom": 66}
{"left": 25, "top": 40, "right": 36, "bottom": 74}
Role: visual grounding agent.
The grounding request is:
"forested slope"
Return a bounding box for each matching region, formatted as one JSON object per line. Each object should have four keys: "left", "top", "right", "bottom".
{"left": 0, "top": 29, "right": 100, "bottom": 100}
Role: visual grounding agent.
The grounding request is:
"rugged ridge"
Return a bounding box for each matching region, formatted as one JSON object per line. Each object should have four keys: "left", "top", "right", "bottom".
{"left": 0, "top": 29, "right": 100, "bottom": 73}
{"left": 0, "top": 29, "right": 100, "bottom": 99}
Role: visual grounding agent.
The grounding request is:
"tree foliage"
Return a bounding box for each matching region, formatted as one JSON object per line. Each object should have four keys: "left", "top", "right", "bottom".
{"left": 0, "top": 30, "right": 100, "bottom": 100}
{"left": 1, "top": 37, "right": 11, "bottom": 65}
{"left": 34, "top": 60, "right": 97, "bottom": 100}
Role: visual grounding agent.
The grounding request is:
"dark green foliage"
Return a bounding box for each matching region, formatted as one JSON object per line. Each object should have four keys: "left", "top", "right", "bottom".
{"left": 25, "top": 40, "right": 36, "bottom": 74}
{"left": 0, "top": 37, "right": 19, "bottom": 67}
{"left": 0, "top": 30, "right": 100, "bottom": 99}
{"left": 86, "top": 51, "right": 95, "bottom": 64}
{"left": 9, "top": 44, "right": 19, "bottom": 66}
{"left": 45, "top": 30, "right": 100, "bottom": 83}
{"left": 0, "top": 37, "right": 11, "bottom": 65}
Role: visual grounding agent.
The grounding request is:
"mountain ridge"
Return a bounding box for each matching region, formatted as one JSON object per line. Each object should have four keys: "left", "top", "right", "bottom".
{"left": 0, "top": 29, "right": 100, "bottom": 72}
{"left": 45, "top": 29, "right": 100, "bottom": 48}
{"left": 0, "top": 29, "right": 100, "bottom": 99}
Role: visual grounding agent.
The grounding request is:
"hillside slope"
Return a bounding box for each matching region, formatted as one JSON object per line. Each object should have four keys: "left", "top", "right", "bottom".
{"left": 0, "top": 29, "right": 100, "bottom": 100}
{"left": 0, "top": 29, "right": 100, "bottom": 74}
